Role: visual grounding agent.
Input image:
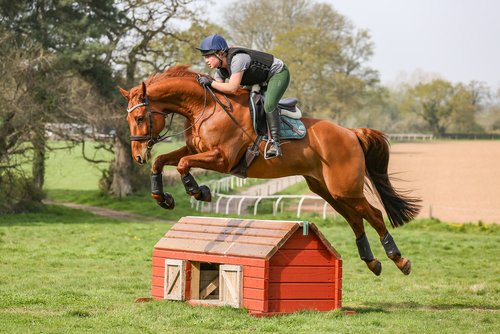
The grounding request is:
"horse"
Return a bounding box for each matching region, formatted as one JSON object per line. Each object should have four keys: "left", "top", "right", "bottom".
{"left": 119, "top": 64, "right": 421, "bottom": 276}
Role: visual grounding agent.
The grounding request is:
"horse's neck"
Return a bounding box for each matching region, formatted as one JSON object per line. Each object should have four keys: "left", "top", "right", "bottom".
{"left": 151, "top": 78, "right": 204, "bottom": 118}
{"left": 151, "top": 78, "right": 250, "bottom": 120}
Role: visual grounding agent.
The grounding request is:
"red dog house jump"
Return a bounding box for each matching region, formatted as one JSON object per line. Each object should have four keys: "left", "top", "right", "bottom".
{"left": 151, "top": 216, "right": 342, "bottom": 316}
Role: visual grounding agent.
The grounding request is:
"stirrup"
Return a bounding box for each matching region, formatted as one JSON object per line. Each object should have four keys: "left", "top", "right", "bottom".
{"left": 264, "top": 139, "right": 282, "bottom": 159}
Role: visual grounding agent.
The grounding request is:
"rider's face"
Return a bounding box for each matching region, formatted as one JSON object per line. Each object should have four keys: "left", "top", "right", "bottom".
{"left": 203, "top": 53, "right": 222, "bottom": 69}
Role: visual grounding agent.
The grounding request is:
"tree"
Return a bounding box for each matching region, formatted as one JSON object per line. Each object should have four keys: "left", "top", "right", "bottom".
{"left": 224, "top": 0, "right": 311, "bottom": 51}
{"left": 0, "top": 0, "right": 125, "bottom": 198}
{"left": 0, "top": 29, "right": 51, "bottom": 212}
{"left": 1, "top": 0, "right": 217, "bottom": 200}
{"left": 447, "top": 82, "right": 484, "bottom": 133}
{"left": 401, "top": 79, "right": 485, "bottom": 136}
{"left": 105, "top": 0, "right": 213, "bottom": 197}
{"left": 222, "top": 0, "right": 379, "bottom": 123}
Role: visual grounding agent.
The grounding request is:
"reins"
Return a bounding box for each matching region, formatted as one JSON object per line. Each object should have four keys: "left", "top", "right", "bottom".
{"left": 202, "top": 81, "right": 255, "bottom": 142}
{"left": 127, "top": 84, "right": 212, "bottom": 147}
{"left": 127, "top": 76, "right": 257, "bottom": 152}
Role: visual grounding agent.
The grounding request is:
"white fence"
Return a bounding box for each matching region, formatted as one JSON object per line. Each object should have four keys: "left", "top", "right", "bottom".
{"left": 204, "top": 175, "right": 250, "bottom": 194}
{"left": 387, "top": 133, "right": 434, "bottom": 141}
{"left": 192, "top": 193, "right": 334, "bottom": 220}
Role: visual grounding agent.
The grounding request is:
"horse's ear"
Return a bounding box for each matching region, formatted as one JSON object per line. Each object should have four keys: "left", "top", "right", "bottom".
{"left": 118, "top": 86, "right": 129, "bottom": 99}
{"left": 141, "top": 82, "right": 147, "bottom": 97}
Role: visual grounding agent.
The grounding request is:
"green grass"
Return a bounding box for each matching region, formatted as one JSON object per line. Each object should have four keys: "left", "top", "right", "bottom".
{"left": 44, "top": 141, "right": 185, "bottom": 191}
{"left": 1, "top": 207, "right": 498, "bottom": 333}
{"left": 12, "top": 139, "right": 497, "bottom": 332}
{"left": 45, "top": 188, "right": 193, "bottom": 222}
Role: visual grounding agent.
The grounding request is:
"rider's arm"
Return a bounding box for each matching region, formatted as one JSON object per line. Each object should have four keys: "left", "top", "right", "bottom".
{"left": 211, "top": 71, "right": 243, "bottom": 94}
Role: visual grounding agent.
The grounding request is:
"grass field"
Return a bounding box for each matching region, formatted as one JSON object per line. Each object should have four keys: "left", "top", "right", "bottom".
{"left": 1, "top": 207, "right": 499, "bottom": 333}
{"left": 1, "top": 140, "right": 498, "bottom": 332}
{"left": 45, "top": 141, "right": 184, "bottom": 191}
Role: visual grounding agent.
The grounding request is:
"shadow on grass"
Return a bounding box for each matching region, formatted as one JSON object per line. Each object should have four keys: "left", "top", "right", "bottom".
{"left": 346, "top": 301, "right": 500, "bottom": 313}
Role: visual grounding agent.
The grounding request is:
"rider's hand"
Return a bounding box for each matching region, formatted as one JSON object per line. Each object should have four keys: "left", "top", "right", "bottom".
{"left": 197, "top": 76, "right": 213, "bottom": 87}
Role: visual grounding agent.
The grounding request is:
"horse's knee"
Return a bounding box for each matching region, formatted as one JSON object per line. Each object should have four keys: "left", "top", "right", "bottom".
{"left": 152, "top": 158, "right": 164, "bottom": 174}
{"left": 176, "top": 158, "right": 190, "bottom": 175}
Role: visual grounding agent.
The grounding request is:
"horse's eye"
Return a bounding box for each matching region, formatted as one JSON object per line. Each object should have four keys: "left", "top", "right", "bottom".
{"left": 137, "top": 115, "right": 145, "bottom": 124}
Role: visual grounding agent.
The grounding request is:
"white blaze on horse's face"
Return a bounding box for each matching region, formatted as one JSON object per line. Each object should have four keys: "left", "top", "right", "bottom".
{"left": 119, "top": 86, "right": 151, "bottom": 164}
{"left": 127, "top": 96, "right": 152, "bottom": 165}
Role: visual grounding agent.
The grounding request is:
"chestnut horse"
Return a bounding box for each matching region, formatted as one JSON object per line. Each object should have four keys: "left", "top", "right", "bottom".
{"left": 120, "top": 65, "right": 421, "bottom": 276}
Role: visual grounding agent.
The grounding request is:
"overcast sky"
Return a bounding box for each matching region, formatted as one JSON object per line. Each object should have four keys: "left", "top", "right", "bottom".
{"left": 209, "top": 0, "right": 500, "bottom": 89}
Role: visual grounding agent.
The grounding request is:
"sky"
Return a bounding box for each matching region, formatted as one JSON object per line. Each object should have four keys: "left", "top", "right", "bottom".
{"left": 208, "top": 0, "right": 500, "bottom": 89}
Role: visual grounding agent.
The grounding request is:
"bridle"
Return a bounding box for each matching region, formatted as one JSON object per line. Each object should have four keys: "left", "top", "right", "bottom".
{"left": 126, "top": 81, "right": 211, "bottom": 153}
{"left": 127, "top": 78, "right": 253, "bottom": 157}
{"left": 127, "top": 93, "right": 171, "bottom": 150}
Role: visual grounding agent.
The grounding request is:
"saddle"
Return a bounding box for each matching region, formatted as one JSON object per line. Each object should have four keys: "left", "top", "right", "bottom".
{"left": 249, "top": 86, "right": 306, "bottom": 140}
{"left": 229, "top": 87, "right": 307, "bottom": 177}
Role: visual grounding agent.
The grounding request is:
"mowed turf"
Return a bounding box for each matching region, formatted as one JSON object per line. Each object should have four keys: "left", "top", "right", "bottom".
{"left": 0, "top": 207, "right": 498, "bottom": 333}
{"left": 3, "top": 139, "right": 497, "bottom": 332}
{"left": 44, "top": 141, "right": 184, "bottom": 190}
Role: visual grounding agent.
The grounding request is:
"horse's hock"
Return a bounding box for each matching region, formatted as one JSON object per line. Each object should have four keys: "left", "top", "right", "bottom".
{"left": 151, "top": 216, "right": 342, "bottom": 316}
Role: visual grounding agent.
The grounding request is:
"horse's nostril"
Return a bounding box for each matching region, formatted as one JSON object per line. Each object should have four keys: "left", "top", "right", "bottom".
{"left": 136, "top": 156, "right": 143, "bottom": 164}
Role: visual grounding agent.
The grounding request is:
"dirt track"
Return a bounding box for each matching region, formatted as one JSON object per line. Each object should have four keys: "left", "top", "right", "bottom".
{"left": 382, "top": 140, "right": 500, "bottom": 224}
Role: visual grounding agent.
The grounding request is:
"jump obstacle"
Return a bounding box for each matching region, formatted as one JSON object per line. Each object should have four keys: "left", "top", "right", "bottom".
{"left": 152, "top": 216, "right": 342, "bottom": 316}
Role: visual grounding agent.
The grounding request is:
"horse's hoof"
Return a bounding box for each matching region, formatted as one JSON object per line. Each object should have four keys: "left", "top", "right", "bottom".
{"left": 400, "top": 258, "right": 411, "bottom": 275}
{"left": 194, "top": 185, "right": 212, "bottom": 202}
{"left": 366, "top": 259, "right": 382, "bottom": 276}
{"left": 156, "top": 192, "right": 175, "bottom": 210}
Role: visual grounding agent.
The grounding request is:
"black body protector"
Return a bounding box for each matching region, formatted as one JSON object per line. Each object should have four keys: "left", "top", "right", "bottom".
{"left": 219, "top": 47, "right": 282, "bottom": 159}
{"left": 218, "top": 47, "right": 274, "bottom": 85}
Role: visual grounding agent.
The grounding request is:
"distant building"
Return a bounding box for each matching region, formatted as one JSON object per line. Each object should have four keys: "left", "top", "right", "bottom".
{"left": 45, "top": 123, "right": 112, "bottom": 140}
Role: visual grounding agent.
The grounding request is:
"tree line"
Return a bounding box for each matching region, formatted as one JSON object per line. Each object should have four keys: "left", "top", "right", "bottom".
{"left": 1, "top": 0, "right": 499, "bottom": 213}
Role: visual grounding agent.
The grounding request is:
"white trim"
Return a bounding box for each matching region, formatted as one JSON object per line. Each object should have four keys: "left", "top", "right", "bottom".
{"left": 164, "top": 259, "right": 185, "bottom": 300}
{"left": 127, "top": 102, "right": 147, "bottom": 113}
{"left": 219, "top": 265, "right": 242, "bottom": 308}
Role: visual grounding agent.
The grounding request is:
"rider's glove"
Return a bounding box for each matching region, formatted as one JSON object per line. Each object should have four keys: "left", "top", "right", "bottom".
{"left": 197, "top": 76, "right": 213, "bottom": 87}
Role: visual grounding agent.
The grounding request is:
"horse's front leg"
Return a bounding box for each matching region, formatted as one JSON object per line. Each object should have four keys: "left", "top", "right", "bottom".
{"left": 151, "top": 145, "right": 191, "bottom": 210}
{"left": 176, "top": 148, "right": 228, "bottom": 202}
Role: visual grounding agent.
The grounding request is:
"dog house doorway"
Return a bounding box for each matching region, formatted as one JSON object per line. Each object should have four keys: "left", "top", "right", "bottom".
{"left": 190, "top": 262, "right": 242, "bottom": 307}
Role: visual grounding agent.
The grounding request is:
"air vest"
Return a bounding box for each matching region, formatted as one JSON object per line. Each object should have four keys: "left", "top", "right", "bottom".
{"left": 219, "top": 47, "right": 274, "bottom": 86}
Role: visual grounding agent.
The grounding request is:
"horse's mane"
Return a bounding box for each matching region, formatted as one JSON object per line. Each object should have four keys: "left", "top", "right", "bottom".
{"left": 141, "top": 64, "right": 248, "bottom": 98}
{"left": 145, "top": 65, "right": 198, "bottom": 86}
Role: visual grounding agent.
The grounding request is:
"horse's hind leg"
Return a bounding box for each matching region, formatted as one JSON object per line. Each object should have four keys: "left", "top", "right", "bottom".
{"left": 364, "top": 202, "right": 412, "bottom": 275}
{"left": 304, "top": 176, "right": 382, "bottom": 276}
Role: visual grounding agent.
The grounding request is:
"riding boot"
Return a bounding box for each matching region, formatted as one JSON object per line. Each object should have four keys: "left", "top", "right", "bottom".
{"left": 265, "top": 109, "right": 282, "bottom": 158}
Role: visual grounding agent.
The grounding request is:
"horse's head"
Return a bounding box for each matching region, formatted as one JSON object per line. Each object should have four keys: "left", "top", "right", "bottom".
{"left": 119, "top": 82, "right": 167, "bottom": 164}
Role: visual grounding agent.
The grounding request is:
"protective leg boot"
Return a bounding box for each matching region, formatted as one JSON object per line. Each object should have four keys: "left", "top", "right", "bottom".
{"left": 265, "top": 109, "right": 282, "bottom": 158}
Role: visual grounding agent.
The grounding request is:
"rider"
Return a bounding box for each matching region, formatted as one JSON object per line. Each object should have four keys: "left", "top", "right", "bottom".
{"left": 196, "top": 34, "right": 290, "bottom": 158}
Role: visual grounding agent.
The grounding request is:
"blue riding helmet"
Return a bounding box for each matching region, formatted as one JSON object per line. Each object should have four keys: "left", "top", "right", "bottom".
{"left": 196, "top": 34, "right": 228, "bottom": 55}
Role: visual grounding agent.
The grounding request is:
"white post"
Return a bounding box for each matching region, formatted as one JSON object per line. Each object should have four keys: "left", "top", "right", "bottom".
{"left": 297, "top": 196, "right": 307, "bottom": 218}
{"left": 215, "top": 196, "right": 223, "bottom": 214}
{"left": 237, "top": 197, "right": 246, "bottom": 216}
{"left": 274, "top": 196, "right": 284, "bottom": 216}
{"left": 225, "top": 197, "right": 235, "bottom": 215}
{"left": 254, "top": 197, "right": 263, "bottom": 216}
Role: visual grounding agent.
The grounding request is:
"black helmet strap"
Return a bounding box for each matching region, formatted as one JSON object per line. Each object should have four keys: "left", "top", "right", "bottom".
{"left": 214, "top": 51, "right": 224, "bottom": 68}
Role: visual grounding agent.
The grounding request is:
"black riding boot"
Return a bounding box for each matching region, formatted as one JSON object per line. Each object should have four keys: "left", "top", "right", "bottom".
{"left": 265, "top": 109, "right": 282, "bottom": 158}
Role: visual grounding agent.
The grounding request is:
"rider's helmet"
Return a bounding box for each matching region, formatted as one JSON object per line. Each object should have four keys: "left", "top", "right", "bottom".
{"left": 196, "top": 34, "right": 228, "bottom": 55}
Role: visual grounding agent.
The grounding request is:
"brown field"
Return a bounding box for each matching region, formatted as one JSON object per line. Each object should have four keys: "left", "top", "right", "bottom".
{"left": 383, "top": 140, "right": 500, "bottom": 224}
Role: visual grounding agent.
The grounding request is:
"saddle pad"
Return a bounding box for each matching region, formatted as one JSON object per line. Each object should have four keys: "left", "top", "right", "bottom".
{"left": 277, "top": 116, "right": 306, "bottom": 140}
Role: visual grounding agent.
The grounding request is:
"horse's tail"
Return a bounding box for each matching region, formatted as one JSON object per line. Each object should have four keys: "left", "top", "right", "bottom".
{"left": 353, "top": 128, "right": 421, "bottom": 228}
